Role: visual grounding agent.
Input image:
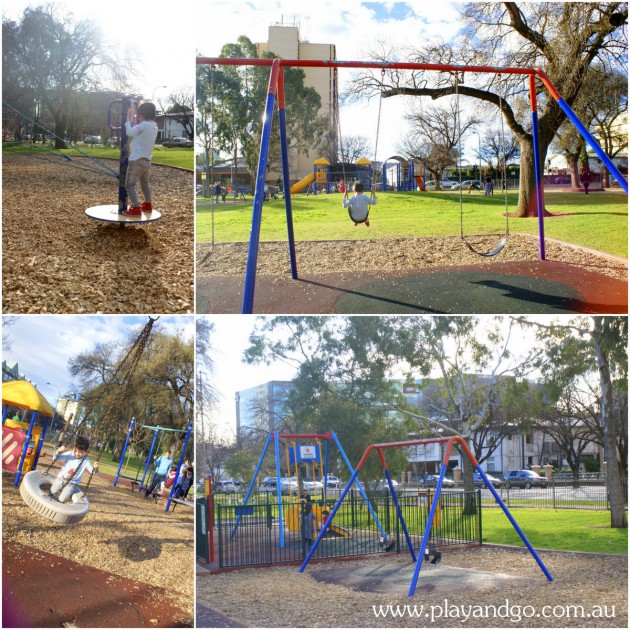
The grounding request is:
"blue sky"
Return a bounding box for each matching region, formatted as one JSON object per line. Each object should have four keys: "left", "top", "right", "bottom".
{"left": 3, "top": 315, "right": 194, "bottom": 409}
{"left": 196, "top": 1, "right": 463, "bottom": 161}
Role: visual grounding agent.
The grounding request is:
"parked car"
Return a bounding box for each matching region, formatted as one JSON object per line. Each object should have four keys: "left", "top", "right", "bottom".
{"left": 504, "top": 470, "right": 548, "bottom": 489}
{"left": 450, "top": 180, "right": 482, "bottom": 191}
{"left": 321, "top": 474, "right": 340, "bottom": 489}
{"left": 368, "top": 479, "right": 399, "bottom": 492}
{"left": 163, "top": 136, "right": 193, "bottom": 148}
{"left": 215, "top": 480, "right": 238, "bottom": 493}
{"left": 106, "top": 137, "right": 119, "bottom": 147}
{"left": 473, "top": 472, "right": 503, "bottom": 488}
{"left": 424, "top": 178, "right": 457, "bottom": 190}
{"left": 302, "top": 479, "right": 324, "bottom": 493}
{"left": 260, "top": 476, "right": 278, "bottom": 492}
{"left": 419, "top": 473, "right": 455, "bottom": 487}
{"left": 84, "top": 135, "right": 103, "bottom": 145}
{"left": 280, "top": 477, "right": 298, "bottom": 495}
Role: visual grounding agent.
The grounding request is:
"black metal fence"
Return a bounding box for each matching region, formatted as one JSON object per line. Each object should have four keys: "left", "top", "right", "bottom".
{"left": 480, "top": 477, "right": 628, "bottom": 511}
{"left": 215, "top": 489, "right": 482, "bottom": 569}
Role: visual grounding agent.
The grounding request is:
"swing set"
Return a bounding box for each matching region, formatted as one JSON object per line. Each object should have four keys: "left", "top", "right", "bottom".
{"left": 114, "top": 416, "right": 193, "bottom": 512}
{"left": 233, "top": 432, "right": 392, "bottom": 549}
{"left": 300, "top": 435, "right": 554, "bottom": 597}
{"left": 197, "top": 56, "right": 628, "bottom": 314}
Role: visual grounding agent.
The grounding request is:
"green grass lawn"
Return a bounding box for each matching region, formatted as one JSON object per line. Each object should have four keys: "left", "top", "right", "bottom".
{"left": 197, "top": 190, "right": 628, "bottom": 258}
{"left": 3, "top": 142, "right": 194, "bottom": 170}
{"left": 482, "top": 508, "right": 627, "bottom": 555}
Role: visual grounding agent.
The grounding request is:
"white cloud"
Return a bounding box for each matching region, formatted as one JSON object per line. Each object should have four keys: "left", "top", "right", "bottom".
{"left": 196, "top": 1, "right": 463, "bottom": 160}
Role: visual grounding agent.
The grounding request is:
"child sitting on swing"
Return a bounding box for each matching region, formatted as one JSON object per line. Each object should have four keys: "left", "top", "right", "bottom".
{"left": 343, "top": 180, "right": 377, "bottom": 227}
{"left": 50, "top": 436, "right": 99, "bottom": 503}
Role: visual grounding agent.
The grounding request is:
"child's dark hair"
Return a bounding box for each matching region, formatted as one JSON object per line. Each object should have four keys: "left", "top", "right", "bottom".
{"left": 353, "top": 180, "right": 364, "bottom": 193}
{"left": 138, "top": 101, "right": 157, "bottom": 120}
{"left": 74, "top": 436, "right": 90, "bottom": 451}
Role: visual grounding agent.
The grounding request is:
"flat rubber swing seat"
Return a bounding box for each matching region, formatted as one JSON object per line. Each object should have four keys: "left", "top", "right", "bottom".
{"left": 85, "top": 204, "right": 162, "bottom": 223}
{"left": 19, "top": 469, "right": 90, "bottom": 525}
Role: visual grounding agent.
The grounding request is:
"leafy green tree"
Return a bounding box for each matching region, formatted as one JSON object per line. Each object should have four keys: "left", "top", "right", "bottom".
{"left": 196, "top": 36, "right": 324, "bottom": 185}
{"left": 69, "top": 324, "right": 193, "bottom": 461}
{"left": 526, "top": 316, "right": 627, "bottom": 528}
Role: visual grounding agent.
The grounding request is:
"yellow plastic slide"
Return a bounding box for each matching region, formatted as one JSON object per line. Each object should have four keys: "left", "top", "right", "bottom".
{"left": 290, "top": 172, "right": 315, "bottom": 194}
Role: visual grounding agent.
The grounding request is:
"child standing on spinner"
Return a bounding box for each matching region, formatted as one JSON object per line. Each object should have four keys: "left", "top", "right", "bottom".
{"left": 122, "top": 101, "right": 159, "bottom": 216}
{"left": 343, "top": 180, "right": 377, "bottom": 226}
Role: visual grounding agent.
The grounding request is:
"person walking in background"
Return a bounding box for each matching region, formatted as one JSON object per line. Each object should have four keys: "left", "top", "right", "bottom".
{"left": 580, "top": 169, "right": 591, "bottom": 195}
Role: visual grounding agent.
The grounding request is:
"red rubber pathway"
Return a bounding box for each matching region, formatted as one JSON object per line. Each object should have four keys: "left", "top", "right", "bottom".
{"left": 3, "top": 541, "right": 192, "bottom": 628}
{"left": 197, "top": 261, "right": 627, "bottom": 314}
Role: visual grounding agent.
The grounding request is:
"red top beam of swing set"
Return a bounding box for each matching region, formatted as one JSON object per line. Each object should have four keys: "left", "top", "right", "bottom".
{"left": 275, "top": 432, "right": 333, "bottom": 440}
{"left": 357, "top": 435, "right": 479, "bottom": 471}
{"left": 196, "top": 57, "right": 563, "bottom": 101}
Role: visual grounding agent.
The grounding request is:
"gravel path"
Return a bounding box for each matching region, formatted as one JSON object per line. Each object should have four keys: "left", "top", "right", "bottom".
{"left": 196, "top": 547, "right": 627, "bottom": 628}
{"left": 2, "top": 153, "right": 194, "bottom": 313}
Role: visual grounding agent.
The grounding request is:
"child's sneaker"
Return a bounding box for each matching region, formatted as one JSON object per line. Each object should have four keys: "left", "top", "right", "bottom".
{"left": 141, "top": 202, "right": 153, "bottom": 212}
{"left": 123, "top": 206, "right": 142, "bottom": 216}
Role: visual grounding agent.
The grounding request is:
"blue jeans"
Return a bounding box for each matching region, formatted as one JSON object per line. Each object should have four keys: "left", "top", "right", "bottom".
{"left": 144, "top": 473, "right": 166, "bottom": 497}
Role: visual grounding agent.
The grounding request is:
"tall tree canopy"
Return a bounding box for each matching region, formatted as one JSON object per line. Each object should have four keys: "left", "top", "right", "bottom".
{"left": 196, "top": 36, "right": 325, "bottom": 184}
{"left": 69, "top": 323, "right": 193, "bottom": 461}
{"left": 2, "top": 5, "right": 132, "bottom": 147}
{"left": 349, "top": 2, "right": 627, "bottom": 216}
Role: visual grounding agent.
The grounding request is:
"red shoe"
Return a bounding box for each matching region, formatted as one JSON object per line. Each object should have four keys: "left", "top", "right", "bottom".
{"left": 141, "top": 202, "right": 153, "bottom": 212}
{"left": 123, "top": 206, "right": 142, "bottom": 216}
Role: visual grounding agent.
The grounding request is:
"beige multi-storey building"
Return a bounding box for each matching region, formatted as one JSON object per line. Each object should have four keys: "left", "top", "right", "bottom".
{"left": 257, "top": 24, "right": 338, "bottom": 182}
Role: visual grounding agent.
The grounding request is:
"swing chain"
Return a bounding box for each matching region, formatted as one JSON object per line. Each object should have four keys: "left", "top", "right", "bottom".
{"left": 457, "top": 73, "right": 510, "bottom": 257}
{"left": 46, "top": 317, "right": 157, "bottom": 493}
{"left": 372, "top": 69, "right": 386, "bottom": 188}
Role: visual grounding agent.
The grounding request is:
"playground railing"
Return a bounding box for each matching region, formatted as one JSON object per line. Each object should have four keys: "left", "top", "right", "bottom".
{"left": 214, "top": 489, "right": 482, "bottom": 570}
{"left": 477, "top": 476, "right": 628, "bottom": 511}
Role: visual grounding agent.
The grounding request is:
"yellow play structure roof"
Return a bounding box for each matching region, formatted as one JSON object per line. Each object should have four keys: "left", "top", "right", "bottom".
{"left": 2, "top": 381, "right": 54, "bottom": 417}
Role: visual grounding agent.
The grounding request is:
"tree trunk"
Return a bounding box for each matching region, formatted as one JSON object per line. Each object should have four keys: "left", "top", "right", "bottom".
{"left": 461, "top": 449, "right": 477, "bottom": 515}
{"left": 515, "top": 137, "right": 552, "bottom": 218}
{"left": 592, "top": 318, "right": 627, "bottom": 529}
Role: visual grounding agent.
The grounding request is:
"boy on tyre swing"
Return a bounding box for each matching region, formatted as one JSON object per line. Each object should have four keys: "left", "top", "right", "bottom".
{"left": 50, "top": 436, "right": 99, "bottom": 503}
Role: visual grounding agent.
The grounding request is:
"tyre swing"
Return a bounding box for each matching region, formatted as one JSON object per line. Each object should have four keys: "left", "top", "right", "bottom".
{"left": 19, "top": 317, "right": 158, "bottom": 525}
{"left": 456, "top": 73, "right": 510, "bottom": 257}
{"left": 20, "top": 459, "right": 91, "bottom": 526}
{"left": 85, "top": 95, "right": 162, "bottom": 227}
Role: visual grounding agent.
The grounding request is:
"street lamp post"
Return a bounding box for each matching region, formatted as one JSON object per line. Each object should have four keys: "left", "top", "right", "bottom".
{"left": 46, "top": 382, "right": 61, "bottom": 431}
{"left": 151, "top": 85, "right": 168, "bottom": 102}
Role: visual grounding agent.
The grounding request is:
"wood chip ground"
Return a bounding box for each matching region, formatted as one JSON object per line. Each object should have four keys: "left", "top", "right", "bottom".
{"left": 2, "top": 468, "right": 194, "bottom": 621}
{"left": 197, "top": 234, "right": 627, "bottom": 282}
{"left": 2, "top": 154, "right": 194, "bottom": 313}
{"left": 196, "top": 548, "right": 627, "bottom": 628}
